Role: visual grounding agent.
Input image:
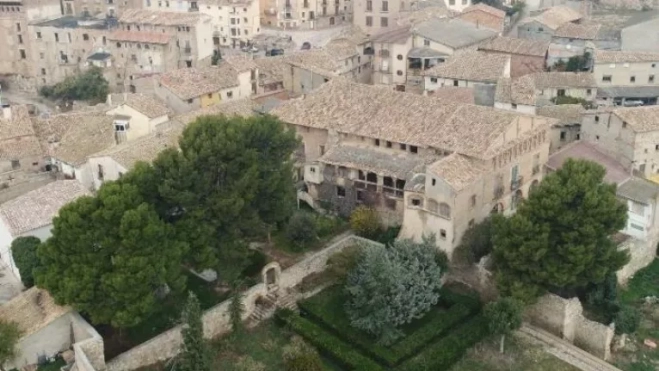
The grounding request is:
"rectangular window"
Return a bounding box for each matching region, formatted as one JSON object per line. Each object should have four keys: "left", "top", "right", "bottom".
{"left": 602, "top": 75, "right": 612, "bottom": 82}
{"left": 319, "top": 145, "right": 325, "bottom": 155}
{"left": 470, "top": 195, "right": 476, "bottom": 208}
{"left": 336, "top": 186, "right": 346, "bottom": 197}
{"left": 381, "top": 17, "right": 388, "bottom": 27}
{"left": 11, "top": 160, "right": 20, "bottom": 170}
{"left": 366, "top": 0, "right": 372, "bottom": 10}
{"left": 365, "top": 16, "right": 372, "bottom": 26}
{"left": 410, "top": 145, "right": 418, "bottom": 153}
{"left": 453, "top": 80, "right": 459, "bottom": 86}
{"left": 386, "top": 141, "right": 392, "bottom": 148}
{"left": 16, "top": 22, "right": 20, "bottom": 31}
{"left": 400, "top": 143, "right": 406, "bottom": 150}
{"left": 36, "top": 31, "right": 41, "bottom": 39}
{"left": 374, "top": 139, "right": 380, "bottom": 146}
{"left": 19, "top": 49, "right": 25, "bottom": 59}
{"left": 382, "top": 1, "right": 388, "bottom": 11}
{"left": 560, "top": 131, "right": 566, "bottom": 141}
{"left": 630, "top": 223, "right": 644, "bottom": 231}
{"left": 432, "top": 178, "right": 436, "bottom": 186}
{"left": 17, "top": 34, "right": 22, "bottom": 44}
{"left": 630, "top": 76, "right": 636, "bottom": 83}
{"left": 440, "top": 229, "right": 447, "bottom": 239}
{"left": 430, "top": 77, "right": 437, "bottom": 83}
{"left": 650, "top": 75, "right": 655, "bottom": 83}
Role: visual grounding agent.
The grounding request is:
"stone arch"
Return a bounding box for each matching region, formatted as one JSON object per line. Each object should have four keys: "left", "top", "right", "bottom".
{"left": 491, "top": 202, "right": 504, "bottom": 214}
{"left": 439, "top": 202, "right": 451, "bottom": 218}
{"left": 530, "top": 179, "right": 539, "bottom": 192}
{"left": 261, "top": 262, "right": 281, "bottom": 291}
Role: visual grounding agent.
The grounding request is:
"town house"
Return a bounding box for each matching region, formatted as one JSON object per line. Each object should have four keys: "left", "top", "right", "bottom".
{"left": 593, "top": 50, "right": 659, "bottom": 106}
{"left": 478, "top": 36, "right": 549, "bottom": 78}
{"left": 105, "top": 93, "right": 173, "bottom": 143}
{"left": 517, "top": 6, "right": 581, "bottom": 42}
{"left": 0, "top": 104, "right": 44, "bottom": 185}
{"left": 536, "top": 104, "right": 583, "bottom": 153}
{"left": 271, "top": 79, "right": 552, "bottom": 258}
{"left": 422, "top": 51, "right": 510, "bottom": 94}
{"left": 261, "top": 0, "right": 351, "bottom": 30}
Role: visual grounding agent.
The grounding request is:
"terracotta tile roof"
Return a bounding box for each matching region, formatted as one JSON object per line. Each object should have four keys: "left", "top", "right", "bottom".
{"left": 0, "top": 105, "right": 43, "bottom": 161}
{"left": 324, "top": 38, "right": 361, "bottom": 60}
{"left": 254, "top": 55, "right": 290, "bottom": 85}
{"left": 427, "top": 87, "right": 475, "bottom": 104}
{"left": 422, "top": 51, "right": 509, "bottom": 83}
{"left": 223, "top": 55, "right": 258, "bottom": 73}
{"left": 0, "top": 180, "right": 90, "bottom": 236}
{"left": 463, "top": 3, "right": 506, "bottom": 18}
{"left": 332, "top": 25, "right": 370, "bottom": 46}
{"left": 479, "top": 36, "right": 549, "bottom": 57}
{"left": 520, "top": 6, "right": 581, "bottom": 30}
{"left": 93, "top": 125, "right": 182, "bottom": 169}
{"left": 0, "top": 288, "right": 72, "bottom": 338}
{"left": 529, "top": 72, "right": 596, "bottom": 89}
{"left": 176, "top": 99, "right": 258, "bottom": 124}
{"left": 428, "top": 153, "right": 487, "bottom": 191}
{"left": 370, "top": 25, "right": 412, "bottom": 43}
{"left": 594, "top": 49, "right": 659, "bottom": 64}
{"left": 396, "top": 6, "right": 454, "bottom": 26}
{"left": 119, "top": 9, "right": 208, "bottom": 26}
{"left": 495, "top": 76, "right": 536, "bottom": 105}
{"left": 33, "top": 110, "right": 116, "bottom": 166}
{"left": 546, "top": 141, "right": 629, "bottom": 184}
{"left": 612, "top": 105, "right": 659, "bottom": 132}
{"left": 319, "top": 143, "right": 435, "bottom": 179}
{"left": 286, "top": 50, "right": 341, "bottom": 77}
{"left": 554, "top": 22, "right": 602, "bottom": 39}
{"left": 271, "top": 79, "right": 549, "bottom": 159}
{"left": 112, "top": 93, "right": 172, "bottom": 118}
{"left": 107, "top": 30, "right": 172, "bottom": 44}
{"left": 414, "top": 18, "right": 498, "bottom": 49}
{"left": 159, "top": 65, "right": 241, "bottom": 100}
{"left": 537, "top": 104, "right": 584, "bottom": 125}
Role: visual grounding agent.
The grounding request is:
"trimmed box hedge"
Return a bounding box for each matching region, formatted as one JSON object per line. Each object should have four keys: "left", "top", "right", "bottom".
{"left": 276, "top": 309, "right": 384, "bottom": 371}
{"left": 397, "top": 315, "right": 490, "bottom": 371}
{"left": 298, "top": 286, "right": 482, "bottom": 367}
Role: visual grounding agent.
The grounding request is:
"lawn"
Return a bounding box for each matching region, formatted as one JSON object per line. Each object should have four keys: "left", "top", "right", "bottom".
{"left": 615, "top": 259, "right": 659, "bottom": 371}
{"left": 451, "top": 335, "right": 581, "bottom": 371}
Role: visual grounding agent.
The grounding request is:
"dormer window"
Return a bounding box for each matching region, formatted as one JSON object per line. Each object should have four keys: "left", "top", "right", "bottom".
{"left": 114, "top": 121, "right": 130, "bottom": 131}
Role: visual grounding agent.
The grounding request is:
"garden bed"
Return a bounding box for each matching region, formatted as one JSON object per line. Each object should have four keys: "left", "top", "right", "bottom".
{"left": 279, "top": 285, "right": 485, "bottom": 370}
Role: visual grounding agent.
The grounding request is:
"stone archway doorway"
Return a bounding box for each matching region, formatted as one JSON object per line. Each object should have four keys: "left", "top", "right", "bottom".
{"left": 261, "top": 262, "right": 282, "bottom": 292}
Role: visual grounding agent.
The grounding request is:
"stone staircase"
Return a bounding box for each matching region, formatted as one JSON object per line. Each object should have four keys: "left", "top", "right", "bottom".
{"left": 519, "top": 324, "right": 622, "bottom": 371}
{"left": 247, "top": 287, "right": 299, "bottom": 325}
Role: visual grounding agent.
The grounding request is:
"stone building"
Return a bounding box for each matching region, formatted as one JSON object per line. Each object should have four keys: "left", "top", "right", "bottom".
{"left": 260, "top": 0, "right": 351, "bottom": 30}
{"left": 62, "top": 0, "right": 141, "bottom": 17}
{"left": 422, "top": 51, "right": 509, "bottom": 93}
{"left": 580, "top": 105, "right": 659, "bottom": 179}
{"left": 547, "top": 22, "right": 619, "bottom": 67}
{"left": 517, "top": 6, "right": 581, "bottom": 42}
{"left": 28, "top": 15, "right": 111, "bottom": 87}
{"left": 105, "top": 93, "right": 172, "bottom": 143}
{"left": 593, "top": 49, "right": 659, "bottom": 106}
{"left": 271, "top": 79, "right": 553, "bottom": 258}
{"left": 0, "top": 0, "right": 64, "bottom": 80}
{"left": 353, "top": 0, "right": 468, "bottom": 33}
{"left": 478, "top": 36, "right": 549, "bottom": 78}
{"left": 0, "top": 104, "right": 44, "bottom": 184}
{"left": 536, "top": 104, "right": 583, "bottom": 153}
{"left": 495, "top": 72, "right": 596, "bottom": 114}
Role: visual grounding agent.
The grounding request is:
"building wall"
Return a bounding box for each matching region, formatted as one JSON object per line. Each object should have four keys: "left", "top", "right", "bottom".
{"left": 196, "top": 0, "right": 261, "bottom": 48}
{"left": 0, "top": 218, "right": 51, "bottom": 283}
{"left": 621, "top": 19, "right": 659, "bottom": 53}
{"left": 372, "top": 38, "right": 413, "bottom": 86}
{"left": 412, "top": 35, "right": 457, "bottom": 56}
{"left": 353, "top": 0, "right": 403, "bottom": 33}
{"left": 549, "top": 124, "right": 580, "bottom": 153}
{"left": 7, "top": 314, "right": 73, "bottom": 369}
{"left": 87, "top": 156, "right": 128, "bottom": 190}
{"left": 106, "top": 104, "right": 168, "bottom": 141}
{"left": 287, "top": 65, "right": 330, "bottom": 94}
{"left": 494, "top": 101, "right": 537, "bottom": 115}
{"left": 424, "top": 77, "right": 496, "bottom": 92}
{"left": 153, "top": 82, "right": 201, "bottom": 113}
{"left": 261, "top": 0, "right": 350, "bottom": 30}
{"left": 457, "top": 10, "right": 502, "bottom": 33}
{"left": 110, "top": 40, "right": 178, "bottom": 89}
{"left": 517, "top": 20, "right": 555, "bottom": 42}
{"left": 538, "top": 86, "right": 595, "bottom": 103}
{"left": 580, "top": 111, "right": 636, "bottom": 175}
{"left": 593, "top": 61, "right": 659, "bottom": 87}
{"left": 622, "top": 199, "right": 653, "bottom": 239}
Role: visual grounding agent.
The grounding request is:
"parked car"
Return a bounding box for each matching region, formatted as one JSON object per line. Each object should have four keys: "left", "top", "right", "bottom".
{"left": 622, "top": 100, "right": 644, "bottom": 107}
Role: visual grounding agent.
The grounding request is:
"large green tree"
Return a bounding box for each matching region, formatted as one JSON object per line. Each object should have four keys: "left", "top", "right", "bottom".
{"left": 345, "top": 236, "right": 444, "bottom": 345}
{"left": 35, "top": 181, "right": 186, "bottom": 328}
{"left": 492, "top": 159, "right": 629, "bottom": 303}
{"left": 0, "top": 320, "right": 21, "bottom": 371}
{"left": 11, "top": 236, "right": 41, "bottom": 287}
{"left": 127, "top": 114, "right": 298, "bottom": 281}
{"left": 39, "top": 66, "right": 109, "bottom": 103}
{"left": 179, "top": 292, "right": 212, "bottom": 371}
{"left": 484, "top": 297, "right": 523, "bottom": 354}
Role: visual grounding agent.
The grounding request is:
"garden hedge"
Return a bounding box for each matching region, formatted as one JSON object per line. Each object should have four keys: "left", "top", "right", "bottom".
{"left": 298, "top": 287, "right": 482, "bottom": 366}
{"left": 397, "top": 315, "right": 490, "bottom": 371}
{"left": 276, "top": 309, "right": 384, "bottom": 370}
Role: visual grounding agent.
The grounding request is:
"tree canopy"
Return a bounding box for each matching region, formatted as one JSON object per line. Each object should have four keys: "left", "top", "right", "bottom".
{"left": 11, "top": 236, "right": 41, "bottom": 287}
{"left": 35, "top": 181, "right": 186, "bottom": 328}
{"left": 492, "top": 159, "right": 629, "bottom": 303}
{"left": 345, "top": 236, "right": 444, "bottom": 345}
{"left": 39, "top": 66, "right": 109, "bottom": 103}
{"left": 0, "top": 320, "right": 21, "bottom": 371}
{"left": 484, "top": 297, "right": 523, "bottom": 353}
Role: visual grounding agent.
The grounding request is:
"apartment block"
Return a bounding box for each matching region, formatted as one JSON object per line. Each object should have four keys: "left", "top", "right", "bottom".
{"left": 271, "top": 79, "right": 552, "bottom": 258}
{"left": 261, "top": 0, "right": 350, "bottom": 30}
{"left": 0, "top": 0, "right": 62, "bottom": 77}
{"left": 593, "top": 50, "right": 659, "bottom": 106}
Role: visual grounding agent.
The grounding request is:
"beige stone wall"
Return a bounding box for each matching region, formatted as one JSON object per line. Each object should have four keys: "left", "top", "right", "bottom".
{"left": 617, "top": 235, "right": 658, "bottom": 284}
{"left": 106, "top": 234, "right": 379, "bottom": 371}
{"left": 526, "top": 293, "right": 615, "bottom": 361}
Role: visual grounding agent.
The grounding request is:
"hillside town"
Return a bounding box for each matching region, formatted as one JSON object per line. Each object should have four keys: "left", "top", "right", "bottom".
{"left": 1, "top": 0, "right": 659, "bottom": 369}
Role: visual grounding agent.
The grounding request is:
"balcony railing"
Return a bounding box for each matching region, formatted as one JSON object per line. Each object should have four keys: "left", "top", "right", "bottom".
{"left": 511, "top": 176, "right": 524, "bottom": 191}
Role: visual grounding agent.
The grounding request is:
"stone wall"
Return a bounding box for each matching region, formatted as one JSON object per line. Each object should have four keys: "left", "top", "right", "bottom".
{"left": 71, "top": 312, "right": 106, "bottom": 371}
{"left": 617, "top": 235, "right": 657, "bottom": 284}
{"left": 105, "top": 234, "right": 379, "bottom": 371}
{"left": 526, "top": 293, "right": 615, "bottom": 360}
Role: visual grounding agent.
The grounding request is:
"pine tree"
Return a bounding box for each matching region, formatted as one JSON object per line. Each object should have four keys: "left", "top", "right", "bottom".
{"left": 179, "top": 292, "right": 212, "bottom": 371}
{"left": 229, "top": 283, "right": 245, "bottom": 336}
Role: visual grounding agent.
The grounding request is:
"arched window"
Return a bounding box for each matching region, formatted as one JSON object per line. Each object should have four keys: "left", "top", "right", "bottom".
{"left": 427, "top": 199, "right": 438, "bottom": 213}
{"left": 439, "top": 202, "right": 451, "bottom": 218}
{"left": 409, "top": 196, "right": 424, "bottom": 208}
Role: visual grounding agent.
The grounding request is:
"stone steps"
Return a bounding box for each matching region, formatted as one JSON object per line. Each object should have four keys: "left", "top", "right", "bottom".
{"left": 519, "top": 324, "right": 622, "bottom": 371}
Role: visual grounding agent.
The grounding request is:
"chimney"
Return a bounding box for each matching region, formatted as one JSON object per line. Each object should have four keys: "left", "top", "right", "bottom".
{"left": 2, "top": 106, "right": 11, "bottom": 120}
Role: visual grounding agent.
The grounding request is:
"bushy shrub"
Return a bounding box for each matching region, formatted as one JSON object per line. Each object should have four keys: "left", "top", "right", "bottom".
{"left": 39, "top": 66, "right": 109, "bottom": 103}
{"left": 326, "top": 246, "right": 361, "bottom": 283}
{"left": 615, "top": 306, "right": 641, "bottom": 334}
{"left": 286, "top": 212, "right": 317, "bottom": 249}
{"left": 11, "top": 236, "right": 41, "bottom": 287}
{"left": 235, "top": 356, "right": 266, "bottom": 371}
{"left": 349, "top": 206, "right": 381, "bottom": 239}
{"left": 282, "top": 336, "right": 324, "bottom": 371}
{"left": 314, "top": 215, "right": 343, "bottom": 238}
{"left": 345, "top": 237, "right": 444, "bottom": 345}
{"left": 455, "top": 217, "right": 497, "bottom": 265}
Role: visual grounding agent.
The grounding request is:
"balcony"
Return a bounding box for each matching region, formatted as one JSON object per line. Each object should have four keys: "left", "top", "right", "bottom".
{"left": 511, "top": 176, "right": 524, "bottom": 191}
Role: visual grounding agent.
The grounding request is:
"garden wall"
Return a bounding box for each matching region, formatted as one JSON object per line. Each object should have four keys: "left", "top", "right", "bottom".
{"left": 526, "top": 294, "right": 615, "bottom": 360}
{"left": 617, "top": 235, "right": 657, "bottom": 284}
{"left": 104, "top": 234, "right": 380, "bottom": 371}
